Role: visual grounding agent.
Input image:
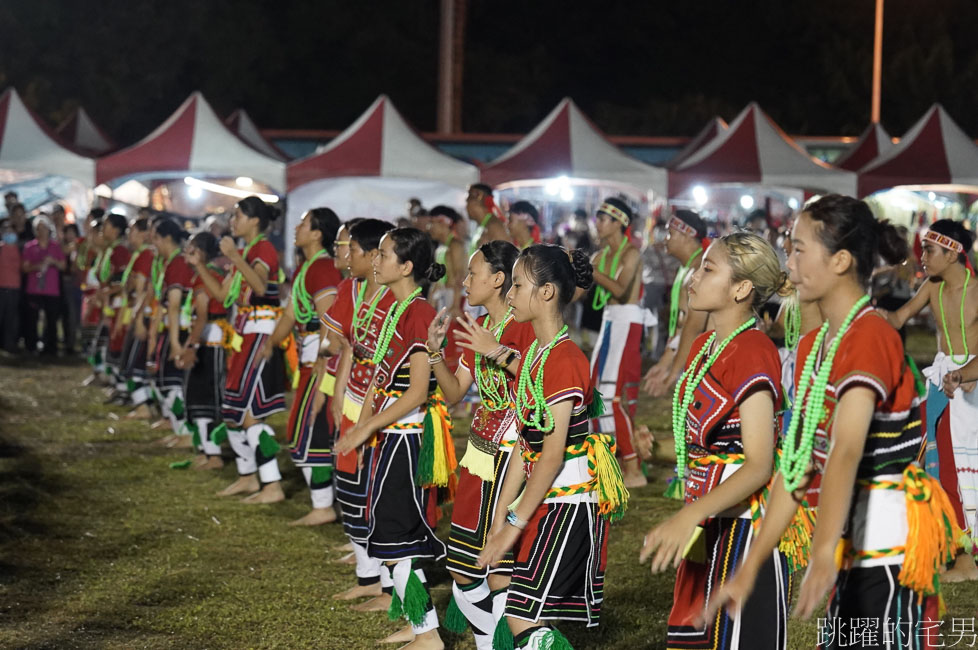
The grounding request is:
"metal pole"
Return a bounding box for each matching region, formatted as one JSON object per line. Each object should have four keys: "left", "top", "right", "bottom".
{"left": 871, "top": 0, "right": 884, "bottom": 123}
{"left": 436, "top": 0, "right": 454, "bottom": 134}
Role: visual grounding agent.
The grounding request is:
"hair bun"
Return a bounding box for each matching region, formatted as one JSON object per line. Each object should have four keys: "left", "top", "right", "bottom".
{"left": 776, "top": 271, "right": 795, "bottom": 298}
{"left": 266, "top": 205, "right": 282, "bottom": 222}
{"left": 569, "top": 248, "right": 593, "bottom": 290}
{"left": 426, "top": 262, "right": 447, "bottom": 283}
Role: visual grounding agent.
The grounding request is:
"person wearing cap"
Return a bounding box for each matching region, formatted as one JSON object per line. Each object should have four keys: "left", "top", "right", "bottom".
{"left": 881, "top": 218, "right": 978, "bottom": 583}
{"left": 21, "top": 216, "right": 66, "bottom": 354}
{"left": 588, "top": 197, "right": 652, "bottom": 488}
{"left": 642, "top": 209, "right": 710, "bottom": 398}
{"left": 465, "top": 184, "right": 509, "bottom": 255}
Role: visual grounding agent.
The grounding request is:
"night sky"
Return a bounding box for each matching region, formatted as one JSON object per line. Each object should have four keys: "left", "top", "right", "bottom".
{"left": 2, "top": 0, "right": 976, "bottom": 144}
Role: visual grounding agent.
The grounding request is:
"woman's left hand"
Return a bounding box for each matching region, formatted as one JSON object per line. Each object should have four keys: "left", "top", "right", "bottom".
{"left": 477, "top": 524, "right": 521, "bottom": 568}
{"left": 639, "top": 510, "right": 699, "bottom": 573}
{"left": 334, "top": 425, "right": 371, "bottom": 455}
{"left": 453, "top": 312, "right": 497, "bottom": 356}
{"left": 793, "top": 549, "right": 839, "bottom": 620}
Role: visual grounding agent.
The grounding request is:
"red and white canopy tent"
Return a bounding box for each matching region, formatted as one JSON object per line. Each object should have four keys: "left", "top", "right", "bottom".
{"left": 96, "top": 92, "right": 286, "bottom": 207}
{"left": 665, "top": 117, "right": 728, "bottom": 169}
{"left": 857, "top": 105, "right": 978, "bottom": 197}
{"left": 834, "top": 123, "right": 892, "bottom": 172}
{"left": 56, "top": 106, "right": 116, "bottom": 156}
{"left": 226, "top": 108, "right": 288, "bottom": 161}
{"left": 669, "top": 103, "right": 857, "bottom": 214}
{"left": 481, "top": 98, "right": 668, "bottom": 203}
{"left": 285, "top": 94, "right": 479, "bottom": 260}
{"left": 0, "top": 88, "right": 95, "bottom": 218}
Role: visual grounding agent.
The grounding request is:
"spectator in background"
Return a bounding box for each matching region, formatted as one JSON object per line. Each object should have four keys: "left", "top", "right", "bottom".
{"left": 22, "top": 216, "right": 66, "bottom": 355}
{"left": 560, "top": 208, "right": 595, "bottom": 254}
{"left": 9, "top": 203, "right": 33, "bottom": 246}
{"left": 4, "top": 191, "right": 18, "bottom": 213}
{"left": 61, "top": 223, "right": 84, "bottom": 352}
{"left": 50, "top": 203, "right": 67, "bottom": 240}
{"left": 0, "top": 218, "right": 21, "bottom": 353}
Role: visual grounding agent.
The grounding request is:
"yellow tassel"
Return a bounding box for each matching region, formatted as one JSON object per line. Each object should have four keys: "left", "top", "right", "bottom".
{"left": 230, "top": 332, "right": 243, "bottom": 352}
{"left": 319, "top": 372, "right": 336, "bottom": 397}
{"left": 427, "top": 391, "right": 457, "bottom": 491}
{"left": 122, "top": 307, "right": 132, "bottom": 325}
{"left": 458, "top": 440, "right": 496, "bottom": 483}
{"left": 589, "top": 433, "right": 629, "bottom": 521}
{"left": 898, "top": 466, "right": 961, "bottom": 596}
{"left": 778, "top": 504, "right": 817, "bottom": 572}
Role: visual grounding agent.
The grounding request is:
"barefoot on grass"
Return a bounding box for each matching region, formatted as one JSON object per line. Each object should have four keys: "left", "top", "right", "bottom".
{"left": 289, "top": 508, "right": 337, "bottom": 526}
{"left": 334, "top": 551, "right": 357, "bottom": 565}
{"left": 167, "top": 435, "right": 194, "bottom": 449}
{"left": 126, "top": 404, "right": 152, "bottom": 420}
{"left": 217, "top": 475, "right": 260, "bottom": 497}
{"left": 943, "top": 552, "right": 978, "bottom": 583}
{"left": 377, "top": 625, "right": 414, "bottom": 645}
{"left": 333, "top": 541, "right": 354, "bottom": 553}
{"left": 241, "top": 482, "right": 285, "bottom": 504}
{"left": 620, "top": 456, "right": 648, "bottom": 488}
{"left": 397, "top": 630, "right": 443, "bottom": 650}
{"left": 333, "top": 582, "right": 383, "bottom": 600}
{"left": 352, "top": 593, "right": 392, "bottom": 612}
{"left": 193, "top": 456, "right": 224, "bottom": 471}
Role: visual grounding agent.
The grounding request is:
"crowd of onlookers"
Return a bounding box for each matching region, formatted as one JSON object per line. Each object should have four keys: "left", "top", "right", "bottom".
{"left": 0, "top": 191, "right": 86, "bottom": 356}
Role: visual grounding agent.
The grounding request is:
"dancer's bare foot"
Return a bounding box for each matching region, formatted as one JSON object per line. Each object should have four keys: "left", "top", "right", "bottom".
{"left": 334, "top": 551, "right": 358, "bottom": 565}
{"left": 194, "top": 456, "right": 224, "bottom": 471}
{"left": 943, "top": 552, "right": 978, "bottom": 582}
{"left": 289, "top": 508, "right": 337, "bottom": 526}
{"left": 353, "top": 593, "right": 392, "bottom": 612}
{"left": 377, "top": 625, "right": 414, "bottom": 644}
{"left": 621, "top": 457, "right": 648, "bottom": 488}
{"left": 334, "top": 541, "right": 354, "bottom": 553}
{"left": 167, "top": 435, "right": 194, "bottom": 449}
{"left": 397, "top": 629, "right": 442, "bottom": 649}
{"left": 126, "top": 403, "right": 152, "bottom": 420}
{"left": 241, "top": 482, "right": 285, "bottom": 504}
{"left": 334, "top": 582, "right": 383, "bottom": 600}
{"left": 154, "top": 433, "right": 178, "bottom": 446}
{"left": 217, "top": 474, "right": 260, "bottom": 497}
{"left": 151, "top": 418, "right": 173, "bottom": 431}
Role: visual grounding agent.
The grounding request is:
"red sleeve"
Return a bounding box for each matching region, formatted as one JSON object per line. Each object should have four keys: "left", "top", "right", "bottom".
{"left": 110, "top": 245, "right": 131, "bottom": 275}
{"left": 165, "top": 256, "right": 195, "bottom": 292}
{"left": 542, "top": 340, "right": 590, "bottom": 409}
{"left": 684, "top": 331, "right": 714, "bottom": 369}
{"left": 132, "top": 249, "right": 154, "bottom": 277}
{"left": 324, "top": 278, "right": 355, "bottom": 340}
{"left": 401, "top": 300, "right": 435, "bottom": 356}
{"left": 831, "top": 312, "right": 902, "bottom": 404}
{"left": 306, "top": 258, "right": 342, "bottom": 301}
{"left": 717, "top": 329, "right": 782, "bottom": 404}
{"left": 247, "top": 239, "right": 279, "bottom": 277}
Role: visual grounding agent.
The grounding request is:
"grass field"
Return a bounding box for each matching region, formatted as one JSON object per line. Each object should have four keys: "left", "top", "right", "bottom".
{"left": 1, "top": 328, "right": 976, "bottom": 649}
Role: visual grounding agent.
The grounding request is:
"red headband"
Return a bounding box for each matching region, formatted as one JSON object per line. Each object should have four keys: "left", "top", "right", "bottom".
{"left": 923, "top": 229, "right": 964, "bottom": 254}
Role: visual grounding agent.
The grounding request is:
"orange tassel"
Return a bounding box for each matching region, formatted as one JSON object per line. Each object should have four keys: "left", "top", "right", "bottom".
{"left": 280, "top": 332, "right": 299, "bottom": 388}
{"left": 898, "top": 466, "right": 961, "bottom": 596}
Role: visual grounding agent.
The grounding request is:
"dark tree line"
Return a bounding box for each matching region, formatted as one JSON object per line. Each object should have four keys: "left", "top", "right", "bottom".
{"left": 1, "top": 0, "right": 976, "bottom": 145}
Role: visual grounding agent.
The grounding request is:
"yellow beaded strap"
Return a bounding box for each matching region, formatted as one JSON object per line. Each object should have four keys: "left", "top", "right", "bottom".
{"left": 521, "top": 433, "right": 628, "bottom": 521}
{"left": 846, "top": 465, "right": 961, "bottom": 595}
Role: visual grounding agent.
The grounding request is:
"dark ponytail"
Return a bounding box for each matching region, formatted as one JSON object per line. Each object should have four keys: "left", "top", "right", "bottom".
{"left": 106, "top": 212, "right": 128, "bottom": 235}
{"left": 155, "top": 218, "right": 189, "bottom": 245}
{"left": 350, "top": 218, "right": 394, "bottom": 252}
{"left": 804, "top": 194, "right": 908, "bottom": 284}
{"left": 388, "top": 227, "right": 444, "bottom": 288}
{"left": 518, "top": 244, "right": 593, "bottom": 309}
{"left": 479, "top": 240, "right": 520, "bottom": 296}
{"left": 190, "top": 231, "right": 220, "bottom": 262}
{"left": 307, "top": 207, "right": 341, "bottom": 256}
{"left": 238, "top": 196, "right": 281, "bottom": 232}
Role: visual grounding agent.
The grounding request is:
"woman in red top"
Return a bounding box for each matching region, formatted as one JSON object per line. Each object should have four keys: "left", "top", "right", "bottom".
{"left": 706, "top": 196, "right": 959, "bottom": 649}
{"left": 117, "top": 218, "right": 155, "bottom": 414}
{"left": 193, "top": 196, "right": 287, "bottom": 504}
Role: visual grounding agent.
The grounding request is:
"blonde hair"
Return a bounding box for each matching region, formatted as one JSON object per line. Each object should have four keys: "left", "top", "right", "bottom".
{"left": 718, "top": 232, "right": 792, "bottom": 310}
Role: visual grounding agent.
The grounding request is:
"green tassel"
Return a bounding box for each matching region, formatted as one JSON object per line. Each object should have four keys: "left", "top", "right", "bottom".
{"left": 958, "top": 531, "right": 975, "bottom": 556}
{"left": 387, "top": 589, "right": 403, "bottom": 621}
{"left": 126, "top": 378, "right": 136, "bottom": 392}
{"left": 414, "top": 408, "right": 435, "bottom": 487}
{"left": 172, "top": 396, "right": 185, "bottom": 418}
{"left": 401, "top": 569, "right": 429, "bottom": 626}
{"left": 258, "top": 430, "right": 281, "bottom": 458}
{"left": 212, "top": 423, "right": 228, "bottom": 446}
{"left": 86, "top": 354, "right": 95, "bottom": 366}
{"left": 905, "top": 354, "right": 927, "bottom": 398}
{"left": 311, "top": 465, "right": 333, "bottom": 484}
{"left": 663, "top": 475, "right": 684, "bottom": 501}
{"left": 443, "top": 594, "right": 469, "bottom": 633}
{"left": 189, "top": 422, "right": 201, "bottom": 449}
{"left": 537, "top": 627, "right": 574, "bottom": 650}
{"left": 169, "top": 459, "right": 192, "bottom": 469}
{"left": 493, "top": 616, "right": 514, "bottom": 650}
{"left": 586, "top": 388, "right": 606, "bottom": 419}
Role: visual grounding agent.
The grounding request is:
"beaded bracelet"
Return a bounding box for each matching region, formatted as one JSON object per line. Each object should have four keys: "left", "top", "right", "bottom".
{"left": 506, "top": 510, "right": 528, "bottom": 530}
{"left": 428, "top": 353, "right": 444, "bottom": 366}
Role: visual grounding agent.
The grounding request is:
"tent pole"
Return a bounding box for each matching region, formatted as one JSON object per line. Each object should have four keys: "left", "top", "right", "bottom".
{"left": 871, "top": 0, "right": 884, "bottom": 124}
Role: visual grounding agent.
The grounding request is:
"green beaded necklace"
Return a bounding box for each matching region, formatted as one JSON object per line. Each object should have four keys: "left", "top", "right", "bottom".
{"left": 98, "top": 239, "right": 122, "bottom": 283}
{"left": 353, "top": 280, "right": 387, "bottom": 343}
{"left": 371, "top": 286, "right": 423, "bottom": 366}
{"left": 591, "top": 238, "right": 629, "bottom": 311}
{"left": 474, "top": 306, "right": 515, "bottom": 410}
{"left": 668, "top": 248, "right": 703, "bottom": 337}
{"left": 153, "top": 247, "right": 181, "bottom": 300}
{"left": 784, "top": 297, "right": 802, "bottom": 350}
{"left": 671, "top": 318, "right": 756, "bottom": 478}
{"left": 150, "top": 252, "right": 163, "bottom": 299}
{"left": 223, "top": 234, "right": 265, "bottom": 309}
{"left": 514, "top": 324, "right": 569, "bottom": 432}
{"left": 938, "top": 268, "right": 971, "bottom": 364}
{"left": 291, "top": 248, "right": 328, "bottom": 324}
{"left": 781, "top": 294, "right": 871, "bottom": 493}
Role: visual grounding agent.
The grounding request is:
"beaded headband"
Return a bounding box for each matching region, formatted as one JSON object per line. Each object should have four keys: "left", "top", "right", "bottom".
{"left": 923, "top": 229, "right": 964, "bottom": 254}
{"left": 668, "top": 215, "right": 698, "bottom": 238}
{"left": 598, "top": 202, "right": 630, "bottom": 227}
